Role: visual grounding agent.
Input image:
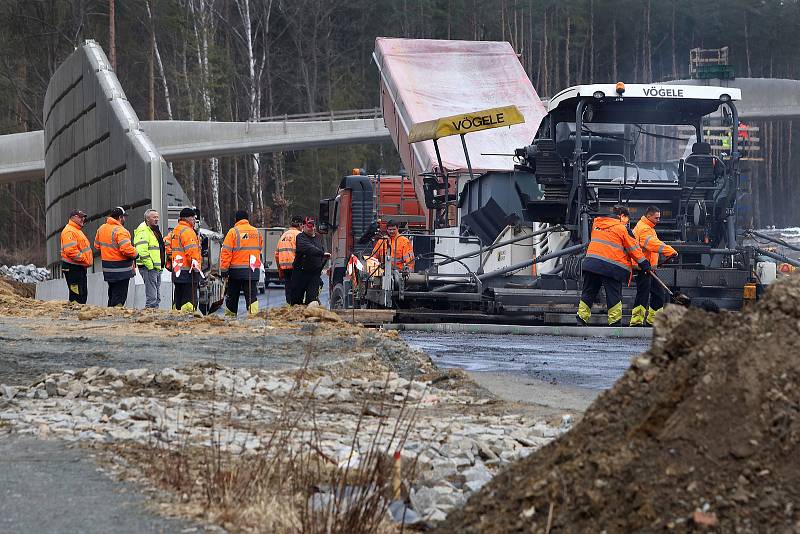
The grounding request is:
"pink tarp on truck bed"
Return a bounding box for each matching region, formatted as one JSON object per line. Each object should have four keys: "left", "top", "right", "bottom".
{"left": 374, "top": 37, "right": 546, "bottom": 215}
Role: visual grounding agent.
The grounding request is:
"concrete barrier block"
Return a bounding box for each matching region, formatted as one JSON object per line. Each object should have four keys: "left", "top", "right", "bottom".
{"left": 96, "top": 70, "right": 116, "bottom": 97}
{"left": 110, "top": 171, "right": 125, "bottom": 206}
{"left": 75, "top": 151, "right": 86, "bottom": 183}
{"left": 70, "top": 86, "right": 81, "bottom": 119}
{"left": 85, "top": 144, "right": 97, "bottom": 182}
{"left": 85, "top": 45, "right": 111, "bottom": 72}
{"left": 109, "top": 127, "right": 126, "bottom": 169}
{"left": 98, "top": 137, "right": 110, "bottom": 175}
{"left": 110, "top": 100, "right": 139, "bottom": 133}
{"left": 95, "top": 98, "right": 108, "bottom": 138}
{"left": 84, "top": 106, "right": 96, "bottom": 146}
{"left": 83, "top": 71, "right": 95, "bottom": 106}
{"left": 62, "top": 158, "right": 74, "bottom": 192}
{"left": 65, "top": 125, "right": 75, "bottom": 157}
{"left": 74, "top": 114, "right": 84, "bottom": 151}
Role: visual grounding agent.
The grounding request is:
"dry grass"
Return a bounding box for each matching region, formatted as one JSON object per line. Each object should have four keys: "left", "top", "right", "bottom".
{"left": 117, "top": 345, "right": 424, "bottom": 533}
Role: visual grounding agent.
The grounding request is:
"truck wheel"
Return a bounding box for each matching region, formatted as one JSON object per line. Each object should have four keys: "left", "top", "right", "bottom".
{"left": 331, "top": 283, "right": 346, "bottom": 309}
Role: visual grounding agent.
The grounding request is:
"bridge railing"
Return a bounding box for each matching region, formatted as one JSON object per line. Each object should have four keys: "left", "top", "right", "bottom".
{"left": 259, "top": 107, "right": 383, "bottom": 123}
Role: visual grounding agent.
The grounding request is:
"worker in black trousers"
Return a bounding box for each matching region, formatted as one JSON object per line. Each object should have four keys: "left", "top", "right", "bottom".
{"left": 291, "top": 217, "right": 330, "bottom": 305}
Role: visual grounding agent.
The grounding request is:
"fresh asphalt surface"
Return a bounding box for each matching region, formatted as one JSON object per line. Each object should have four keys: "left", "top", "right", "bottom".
{"left": 400, "top": 332, "right": 650, "bottom": 391}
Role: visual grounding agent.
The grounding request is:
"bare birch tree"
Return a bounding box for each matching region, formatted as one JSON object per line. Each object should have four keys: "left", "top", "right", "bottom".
{"left": 233, "top": 0, "right": 268, "bottom": 225}
{"left": 187, "top": 0, "right": 222, "bottom": 231}
{"left": 145, "top": 0, "right": 173, "bottom": 121}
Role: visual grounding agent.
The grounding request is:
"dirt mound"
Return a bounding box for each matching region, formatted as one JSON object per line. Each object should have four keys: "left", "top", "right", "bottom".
{"left": 442, "top": 277, "right": 800, "bottom": 533}
{"left": 265, "top": 304, "right": 345, "bottom": 324}
{"left": 0, "top": 276, "right": 35, "bottom": 298}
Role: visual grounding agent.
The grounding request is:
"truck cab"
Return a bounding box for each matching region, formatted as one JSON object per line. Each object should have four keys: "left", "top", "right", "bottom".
{"left": 318, "top": 170, "right": 427, "bottom": 308}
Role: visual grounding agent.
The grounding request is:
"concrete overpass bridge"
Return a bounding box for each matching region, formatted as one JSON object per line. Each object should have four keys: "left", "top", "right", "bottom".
{"left": 0, "top": 108, "right": 390, "bottom": 185}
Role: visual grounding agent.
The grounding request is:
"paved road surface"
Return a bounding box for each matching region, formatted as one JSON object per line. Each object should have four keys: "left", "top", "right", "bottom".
{"left": 0, "top": 436, "right": 213, "bottom": 533}
{"left": 401, "top": 332, "right": 650, "bottom": 391}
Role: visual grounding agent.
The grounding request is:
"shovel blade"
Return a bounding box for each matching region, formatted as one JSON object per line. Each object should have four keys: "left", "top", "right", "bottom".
{"left": 672, "top": 292, "right": 692, "bottom": 307}
{"left": 207, "top": 298, "right": 224, "bottom": 314}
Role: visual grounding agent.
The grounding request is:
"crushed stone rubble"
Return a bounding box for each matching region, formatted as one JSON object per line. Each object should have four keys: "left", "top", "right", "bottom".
{"left": 0, "top": 263, "right": 50, "bottom": 283}
{"left": 0, "top": 364, "right": 570, "bottom": 526}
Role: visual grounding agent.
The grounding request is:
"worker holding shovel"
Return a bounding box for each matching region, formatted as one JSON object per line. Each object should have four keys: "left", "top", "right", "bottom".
{"left": 629, "top": 206, "right": 678, "bottom": 326}
{"left": 219, "top": 210, "right": 264, "bottom": 316}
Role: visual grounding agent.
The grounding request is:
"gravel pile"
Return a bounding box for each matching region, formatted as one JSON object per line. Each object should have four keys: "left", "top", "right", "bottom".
{"left": 0, "top": 363, "right": 568, "bottom": 528}
{"left": 0, "top": 264, "right": 49, "bottom": 283}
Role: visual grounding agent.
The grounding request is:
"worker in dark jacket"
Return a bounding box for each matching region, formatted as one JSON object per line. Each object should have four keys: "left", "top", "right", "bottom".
{"left": 291, "top": 217, "right": 330, "bottom": 305}
{"left": 577, "top": 205, "right": 651, "bottom": 326}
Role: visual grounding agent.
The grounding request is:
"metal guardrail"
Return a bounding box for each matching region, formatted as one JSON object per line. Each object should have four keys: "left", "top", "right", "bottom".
{"left": 259, "top": 108, "right": 383, "bottom": 123}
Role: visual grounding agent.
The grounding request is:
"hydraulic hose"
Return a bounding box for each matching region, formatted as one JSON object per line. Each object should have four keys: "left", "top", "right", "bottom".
{"left": 431, "top": 243, "right": 588, "bottom": 293}
{"left": 427, "top": 225, "right": 565, "bottom": 271}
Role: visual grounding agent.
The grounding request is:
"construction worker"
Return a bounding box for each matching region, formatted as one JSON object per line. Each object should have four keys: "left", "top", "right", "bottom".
{"left": 94, "top": 207, "right": 138, "bottom": 307}
{"left": 577, "top": 205, "right": 650, "bottom": 326}
{"left": 60, "top": 208, "right": 93, "bottom": 304}
{"left": 369, "top": 220, "right": 415, "bottom": 271}
{"left": 721, "top": 131, "right": 732, "bottom": 152}
{"left": 133, "top": 209, "right": 165, "bottom": 309}
{"left": 291, "top": 217, "right": 330, "bottom": 305}
{"left": 220, "top": 210, "right": 264, "bottom": 316}
{"left": 170, "top": 207, "right": 202, "bottom": 311}
{"left": 275, "top": 215, "right": 303, "bottom": 303}
{"left": 629, "top": 206, "right": 678, "bottom": 327}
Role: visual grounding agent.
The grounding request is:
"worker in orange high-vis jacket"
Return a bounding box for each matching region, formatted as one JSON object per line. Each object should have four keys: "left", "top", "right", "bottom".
{"left": 170, "top": 207, "right": 202, "bottom": 312}
{"left": 577, "top": 205, "right": 650, "bottom": 326}
{"left": 629, "top": 205, "right": 678, "bottom": 327}
{"left": 60, "top": 208, "right": 93, "bottom": 304}
{"left": 94, "top": 207, "right": 138, "bottom": 307}
{"left": 369, "top": 220, "right": 415, "bottom": 271}
{"left": 220, "top": 210, "right": 264, "bottom": 316}
{"left": 275, "top": 215, "right": 303, "bottom": 303}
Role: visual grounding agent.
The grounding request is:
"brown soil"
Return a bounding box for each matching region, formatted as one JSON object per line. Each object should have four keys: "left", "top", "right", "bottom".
{"left": 264, "top": 303, "right": 344, "bottom": 323}
{"left": 442, "top": 276, "right": 800, "bottom": 533}
{"left": 0, "top": 276, "right": 35, "bottom": 298}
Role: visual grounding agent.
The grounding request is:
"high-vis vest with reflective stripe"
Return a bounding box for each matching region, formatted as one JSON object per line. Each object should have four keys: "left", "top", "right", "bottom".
{"left": 370, "top": 234, "right": 415, "bottom": 270}
{"left": 633, "top": 216, "right": 677, "bottom": 269}
{"left": 170, "top": 220, "right": 201, "bottom": 281}
{"left": 133, "top": 222, "right": 163, "bottom": 271}
{"left": 583, "top": 216, "right": 647, "bottom": 283}
{"left": 220, "top": 219, "right": 263, "bottom": 281}
{"left": 60, "top": 220, "right": 93, "bottom": 267}
{"left": 94, "top": 217, "right": 137, "bottom": 281}
{"left": 275, "top": 227, "right": 300, "bottom": 271}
